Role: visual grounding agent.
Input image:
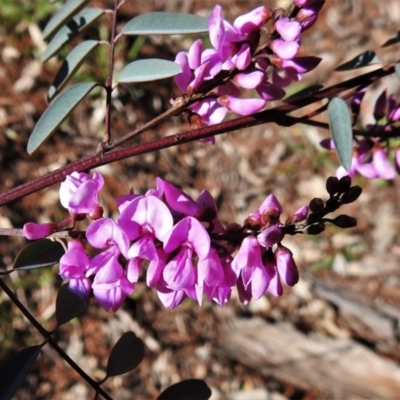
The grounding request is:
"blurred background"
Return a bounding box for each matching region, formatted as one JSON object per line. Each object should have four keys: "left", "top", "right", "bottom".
{"left": 1, "top": 0, "right": 400, "bottom": 399}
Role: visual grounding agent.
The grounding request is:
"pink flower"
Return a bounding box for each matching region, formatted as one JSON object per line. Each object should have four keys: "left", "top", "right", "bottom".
{"left": 59, "top": 171, "right": 104, "bottom": 214}
{"left": 90, "top": 247, "right": 134, "bottom": 312}
{"left": 59, "top": 240, "right": 92, "bottom": 299}
{"left": 86, "top": 218, "right": 129, "bottom": 258}
{"left": 232, "top": 236, "right": 272, "bottom": 301}
{"left": 23, "top": 222, "right": 54, "bottom": 240}
{"left": 162, "top": 217, "right": 211, "bottom": 291}
{"left": 275, "top": 246, "right": 299, "bottom": 286}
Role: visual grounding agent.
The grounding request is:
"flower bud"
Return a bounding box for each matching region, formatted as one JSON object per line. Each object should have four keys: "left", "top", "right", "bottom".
{"left": 373, "top": 89, "right": 387, "bottom": 122}
{"left": 259, "top": 194, "right": 283, "bottom": 227}
{"left": 23, "top": 222, "right": 54, "bottom": 240}
{"left": 305, "top": 223, "right": 325, "bottom": 235}
{"left": 340, "top": 186, "right": 362, "bottom": 204}
{"left": 275, "top": 246, "right": 299, "bottom": 286}
{"left": 338, "top": 175, "right": 351, "bottom": 193}
{"left": 309, "top": 198, "right": 324, "bottom": 213}
{"left": 326, "top": 176, "right": 339, "bottom": 196}
{"left": 286, "top": 205, "right": 309, "bottom": 223}
{"left": 332, "top": 215, "right": 357, "bottom": 228}
{"left": 244, "top": 212, "right": 262, "bottom": 230}
{"left": 88, "top": 206, "right": 104, "bottom": 220}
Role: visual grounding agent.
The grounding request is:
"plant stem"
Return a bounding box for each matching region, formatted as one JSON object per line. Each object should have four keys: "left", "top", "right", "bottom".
{"left": 0, "top": 62, "right": 396, "bottom": 207}
{"left": 0, "top": 277, "right": 112, "bottom": 400}
{"left": 102, "top": 0, "right": 120, "bottom": 146}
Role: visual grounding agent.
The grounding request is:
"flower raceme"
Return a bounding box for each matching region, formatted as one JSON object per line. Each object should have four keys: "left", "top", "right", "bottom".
{"left": 171, "top": 3, "right": 323, "bottom": 127}
{"left": 22, "top": 171, "right": 318, "bottom": 311}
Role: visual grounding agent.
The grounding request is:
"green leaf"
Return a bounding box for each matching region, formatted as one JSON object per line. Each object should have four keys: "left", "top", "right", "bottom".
{"left": 0, "top": 346, "right": 41, "bottom": 400}
{"left": 42, "top": 0, "right": 89, "bottom": 40}
{"left": 334, "top": 51, "right": 380, "bottom": 71}
{"left": 118, "top": 59, "right": 181, "bottom": 83}
{"left": 56, "top": 284, "right": 88, "bottom": 325}
{"left": 42, "top": 7, "right": 104, "bottom": 62}
{"left": 157, "top": 379, "right": 212, "bottom": 400}
{"left": 381, "top": 31, "right": 400, "bottom": 47}
{"left": 48, "top": 40, "right": 100, "bottom": 100}
{"left": 13, "top": 239, "right": 65, "bottom": 270}
{"left": 328, "top": 98, "right": 353, "bottom": 171}
{"left": 121, "top": 12, "right": 208, "bottom": 35}
{"left": 106, "top": 332, "right": 145, "bottom": 377}
{"left": 27, "top": 82, "right": 99, "bottom": 154}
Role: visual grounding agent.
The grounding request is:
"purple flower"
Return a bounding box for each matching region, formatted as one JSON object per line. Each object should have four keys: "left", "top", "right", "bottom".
{"left": 90, "top": 247, "right": 134, "bottom": 312}
{"left": 275, "top": 246, "right": 299, "bottom": 286}
{"left": 217, "top": 95, "right": 266, "bottom": 116}
{"left": 156, "top": 284, "right": 187, "bottom": 309}
{"left": 59, "top": 239, "right": 92, "bottom": 299}
{"left": 163, "top": 217, "right": 211, "bottom": 291}
{"left": 196, "top": 247, "right": 225, "bottom": 304}
{"left": 271, "top": 39, "right": 300, "bottom": 60}
{"left": 233, "top": 6, "right": 272, "bottom": 34}
{"left": 286, "top": 205, "right": 309, "bottom": 223}
{"left": 86, "top": 218, "right": 129, "bottom": 258}
{"left": 257, "top": 225, "right": 284, "bottom": 248}
{"left": 232, "top": 236, "right": 272, "bottom": 300}
{"left": 118, "top": 195, "right": 173, "bottom": 257}
{"left": 59, "top": 171, "right": 104, "bottom": 214}
{"left": 373, "top": 146, "right": 395, "bottom": 180}
{"left": 275, "top": 17, "right": 302, "bottom": 42}
{"left": 263, "top": 250, "right": 283, "bottom": 297}
{"left": 23, "top": 222, "right": 54, "bottom": 240}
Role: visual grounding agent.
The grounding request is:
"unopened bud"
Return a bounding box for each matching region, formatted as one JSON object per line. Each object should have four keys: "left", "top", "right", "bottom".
{"left": 88, "top": 206, "right": 104, "bottom": 220}
{"left": 305, "top": 223, "right": 325, "bottom": 235}
{"left": 23, "top": 222, "right": 54, "bottom": 240}
{"left": 326, "top": 176, "right": 339, "bottom": 196}
{"left": 309, "top": 198, "right": 324, "bottom": 213}
{"left": 338, "top": 175, "right": 351, "bottom": 193}
{"left": 332, "top": 215, "right": 357, "bottom": 228}
{"left": 75, "top": 213, "right": 87, "bottom": 221}
{"left": 244, "top": 213, "right": 262, "bottom": 230}
{"left": 373, "top": 89, "right": 387, "bottom": 122}
{"left": 340, "top": 186, "right": 362, "bottom": 204}
{"left": 274, "top": 245, "right": 299, "bottom": 286}
{"left": 286, "top": 205, "right": 309, "bottom": 223}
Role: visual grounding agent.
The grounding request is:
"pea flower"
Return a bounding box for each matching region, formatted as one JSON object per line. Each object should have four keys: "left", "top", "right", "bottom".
{"left": 59, "top": 171, "right": 104, "bottom": 214}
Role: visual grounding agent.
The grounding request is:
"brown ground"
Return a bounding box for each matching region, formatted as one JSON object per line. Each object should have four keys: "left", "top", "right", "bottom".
{"left": 1, "top": 1, "right": 400, "bottom": 399}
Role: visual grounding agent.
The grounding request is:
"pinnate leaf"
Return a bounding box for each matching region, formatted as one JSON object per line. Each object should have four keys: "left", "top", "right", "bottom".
{"left": 13, "top": 239, "right": 65, "bottom": 270}
{"left": 334, "top": 51, "right": 380, "bottom": 71}
{"left": 381, "top": 31, "right": 400, "bottom": 47}
{"left": 121, "top": 12, "right": 208, "bottom": 35}
{"left": 42, "top": 7, "right": 104, "bottom": 62}
{"left": 328, "top": 98, "right": 353, "bottom": 171}
{"left": 56, "top": 284, "right": 88, "bottom": 325}
{"left": 42, "top": 0, "right": 89, "bottom": 40}
{"left": 118, "top": 59, "right": 181, "bottom": 83}
{"left": 106, "top": 332, "right": 145, "bottom": 377}
{"left": 157, "top": 379, "right": 212, "bottom": 400}
{"left": 0, "top": 346, "right": 41, "bottom": 400}
{"left": 27, "top": 82, "right": 99, "bottom": 154}
{"left": 48, "top": 40, "right": 100, "bottom": 100}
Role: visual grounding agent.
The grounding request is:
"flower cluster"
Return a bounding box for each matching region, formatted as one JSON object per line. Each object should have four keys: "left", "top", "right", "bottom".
{"left": 23, "top": 172, "right": 362, "bottom": 312}
{"left": 172, "top": 1, "right": 324, "bottom": 128}
{"left": 321, "top": 89, "right": 400, "bottom": 180}
{"left": 23, "top": 171, "right": 312, "bottom": 311}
